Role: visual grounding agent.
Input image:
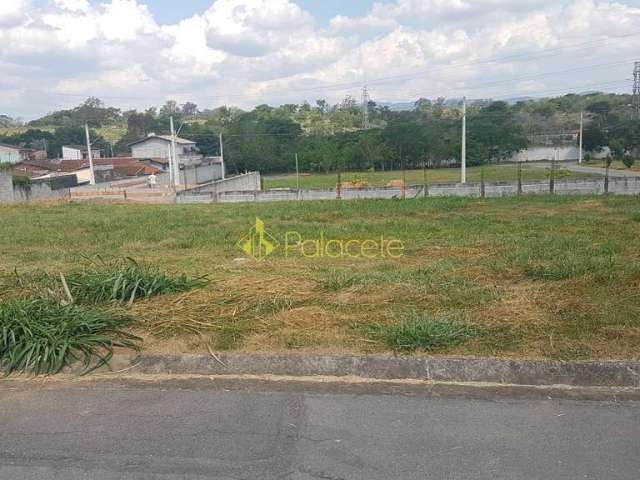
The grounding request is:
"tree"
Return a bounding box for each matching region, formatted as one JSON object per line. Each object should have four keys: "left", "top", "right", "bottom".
{"left": 159, "top": 100, "right": 180, "bottom": 119}
{"left": 29, "top": 98, "right": 122, "bottom": 128}
{"left": 315, "top": 99, "right": 328, "bottom": 114}
{"left": 465, "top": 102, "right": 528, "bottom": 164}
{"left": 181, "top": 102, "right": 198, "bottom": 118}
{"left": 115, "top": 110, "right": 167, "bottom": 154}
{"left": 583, "top": 123, "right": 607, "bottom": 152}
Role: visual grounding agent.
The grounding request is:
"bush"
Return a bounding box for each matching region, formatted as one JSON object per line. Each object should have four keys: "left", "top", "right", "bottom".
{"left": 622, "top": 156, "right": 635, "bottom": 169}
{"left": 65, "top": 257, "right": 207, "bottom": 305}
{"left": 0, "top": 299, "right": 139, "bottom": 375}
{"left": 11, "top": 175, "right": 32, "bottom": 188}
{"left": 363, "top": 313, "right": 479, "bottom": 352}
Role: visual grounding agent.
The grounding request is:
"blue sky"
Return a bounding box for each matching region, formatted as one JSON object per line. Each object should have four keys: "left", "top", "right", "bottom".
{"left": 2, "top": 0, "right": 639, "bottom": 119}
{"left": 145, "top": 0, "right": 385, "bottom": 25}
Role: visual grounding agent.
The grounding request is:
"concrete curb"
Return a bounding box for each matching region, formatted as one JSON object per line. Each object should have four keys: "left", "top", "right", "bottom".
{"left": 105, "top": 353, "right": 640, "bottom": 388}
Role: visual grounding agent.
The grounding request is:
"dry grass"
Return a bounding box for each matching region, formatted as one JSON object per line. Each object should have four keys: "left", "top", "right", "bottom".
{"left": 1, "top": 195, "right": 639, "bottom": 360}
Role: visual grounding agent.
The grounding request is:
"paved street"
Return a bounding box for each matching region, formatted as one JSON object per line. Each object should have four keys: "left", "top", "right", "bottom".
{"left": 0, "top": 378, "right": 638, "bottom": 480}
{"left": 528, "top": 162, "right": 640, "bottom": 178}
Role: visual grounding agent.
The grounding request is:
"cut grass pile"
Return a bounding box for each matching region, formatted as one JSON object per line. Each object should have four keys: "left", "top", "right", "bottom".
{"left": 0, "top": 299, "right": 139, "bottom": 375}
{"left": 362, "top": 313, "right": 480, "bottom": 352}
{"left": 1, "top": 195, "right": 639, "bottom": 361}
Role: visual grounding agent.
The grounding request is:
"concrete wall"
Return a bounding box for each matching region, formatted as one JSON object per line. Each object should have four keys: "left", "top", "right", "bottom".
{"left": 12, "top": 182, "right": 70, "bottom": 202}
{"left": 0, "top": 171, "right": 13, "bottom": 201}
{"left": 0, "top": 171, "right": 71, "bottom": 203}
{"left": 210, "top": 177, "right": 640, "bottom": 204}
{"left": 179, "top": 162, "right": 223, "bottom": 186}
{"left": 177, "top": 172, "right": 261, "bottom": 203}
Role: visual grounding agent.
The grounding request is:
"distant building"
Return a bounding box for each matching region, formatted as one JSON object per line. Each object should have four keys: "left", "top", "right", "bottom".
{"left": 62, "top": 145, "right": 102, "bottom": 161}
{"left": 0, "top": 143, "right": 46, "bottom": 164}
{"left": 0, "top": 143, "right": 24, "bottom": 164}
{"left": 129, "top": 134, "right": 200, "bottom": 164}
{"left": 34, "top": 157, "right": 162, "bottom": 185}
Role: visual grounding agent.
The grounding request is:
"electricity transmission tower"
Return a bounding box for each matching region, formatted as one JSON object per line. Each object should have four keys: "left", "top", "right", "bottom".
{"left": 634, "top": 61, "right": 640, "bottom": 117}
{"left": 361, "top": 86, "right": 370, "bottom": 130}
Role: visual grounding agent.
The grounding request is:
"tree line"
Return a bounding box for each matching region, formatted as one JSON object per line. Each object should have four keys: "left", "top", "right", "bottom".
{"left": 1, "top": 93, "right": 637, "bottom": 172}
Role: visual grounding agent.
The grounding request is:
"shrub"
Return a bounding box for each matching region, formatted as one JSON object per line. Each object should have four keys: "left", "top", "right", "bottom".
{"left": 363, "top": 312, "right": 479, "bottom": 352}
{"left": 0, "top": 299, "right": 139, "bottom": 375}
{"left": 11, "top": 175, "right": 32, "bottom": 189}
{"left": 65, "top": 257, "right": 207, "bottom": 305}
{"left": 622, "top": 156, "right": 635, "bottom": 169}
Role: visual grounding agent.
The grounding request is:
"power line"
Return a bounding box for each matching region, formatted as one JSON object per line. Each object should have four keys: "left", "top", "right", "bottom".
{"left": 35, "top": 32, "right": 640, "bottom": 104}
{"left": 247, "top": 31, "right": 640, "bottom": 96}
{"left": 377, "top": 79, "right": 629, "bottom": 105}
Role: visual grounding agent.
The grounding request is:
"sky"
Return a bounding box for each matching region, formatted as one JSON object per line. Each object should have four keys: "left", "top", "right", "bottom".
{"left": 1, "top": 0, "right": 639, "bottom": 120}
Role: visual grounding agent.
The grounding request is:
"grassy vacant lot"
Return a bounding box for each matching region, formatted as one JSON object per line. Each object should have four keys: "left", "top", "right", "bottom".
{"left": 264, "top": 165, "right": 597, "bottom": 190}
{"left": 1, "top": 195, "right": 639, "bottom": 361}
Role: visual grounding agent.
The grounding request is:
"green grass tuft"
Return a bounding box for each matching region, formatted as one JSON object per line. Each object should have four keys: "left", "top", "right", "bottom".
{"left": 363, "top": 312, "right": 480, "bottom": 352}
{"left": 0, "top": 299, "right": 139, "bottom": 375}
{"left": 65, "top": 257, "right": 207, "bottom": 305}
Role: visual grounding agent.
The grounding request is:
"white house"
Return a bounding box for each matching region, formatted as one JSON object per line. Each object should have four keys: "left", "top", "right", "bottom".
{"left": 62, "top": 145, "right": 102, "bottom": 161}
{"left": 509, "top": 146, "right": 580, "bottom": 162}
{"left": 129, "top": 134, "right": 200, "bottom": 164}
{"left": 0, "top": 143, "right": 22, "bottom": 164}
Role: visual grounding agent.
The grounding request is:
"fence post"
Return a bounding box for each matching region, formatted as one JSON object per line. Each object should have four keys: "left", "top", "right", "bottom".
{"left": 604, "top": 160, "right": 610, "bottom": 194}
{"left": 423, "top": 161, "right": 429, "bottom": 198}
{"left": 480, "top": 164, "right": 486, "bottom": 198}
{"left": 336, "top": 170, "right": 342, "bottom": 200}
{"left": 549, "top": 158, "right": 556, "bottom": 194}
{"left": 401, "top": 156, "right": 406, "bottom": 200}
{"left": 517, "top": 162, "right": 522, "bottom": 196}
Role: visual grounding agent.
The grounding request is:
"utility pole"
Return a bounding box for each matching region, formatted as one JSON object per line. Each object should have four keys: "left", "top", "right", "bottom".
{"left": 423, "top": 158, "right": 429, "bottom": 198}
{"left": 633, "top": 61, "right": 640, "bottom": 118}
{"left": 170, "top": 116, "right": 179, "bottom": 188}
{"left": 84, "top": 124, "right": 96, "bottom": 186}
{"left": 361, "top": 86, "right": 370, "bottom": 130}
{"left": 461, "top": 97, "right": 467, "bottom": 184}
{"left": 578, "top": 111, "right": 584, "bottom": 164}
{"left": 219, "top": 133, "right": 226, "bottom": 179}
{"left": 167, "top": 144, "right": 173, "bottom": 186}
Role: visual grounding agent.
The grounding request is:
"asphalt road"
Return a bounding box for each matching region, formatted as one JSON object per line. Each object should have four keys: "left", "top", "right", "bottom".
{"left": 1, "top": 378, "right": 639, "bottom": 480}
{"left": 528, "top": 162, "right": 640, "bottom": 178}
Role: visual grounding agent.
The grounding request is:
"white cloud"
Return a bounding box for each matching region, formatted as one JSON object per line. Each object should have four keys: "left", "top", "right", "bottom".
{"left": 1, "top": 0, "right": 639, "bottom": 119}
{"left": 204, "top": 0, "right": 314, "bottom": 57}
{"left": 53, "top": 0, "right": 89, "bottom": 12}
{"left": 53, "top": 64, "right": 152, "bottom": 94}
{"left": 0, "top": 0, "right": 29, "bottom": 25}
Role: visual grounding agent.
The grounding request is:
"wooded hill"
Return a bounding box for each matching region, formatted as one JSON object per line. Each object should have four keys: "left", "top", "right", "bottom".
{"left": 1, "top": 93, "right": 637, "bottom": 172}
